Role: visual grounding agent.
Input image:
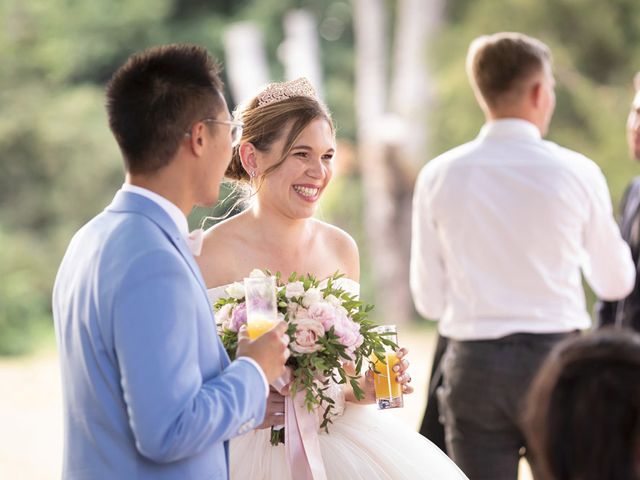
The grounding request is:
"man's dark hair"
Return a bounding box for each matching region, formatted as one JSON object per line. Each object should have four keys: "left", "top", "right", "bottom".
{"left": 525, "top": 329, "right": 640, "bottom": 480}
{"left": 106, "top": 44, "right": 224, "bottom": 174}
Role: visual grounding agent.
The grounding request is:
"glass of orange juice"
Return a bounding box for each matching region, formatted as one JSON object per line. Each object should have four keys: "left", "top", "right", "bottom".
{"left": 244, "top": 276, "right": 278, "bottom": 340}
{"left": 371, "top": 325, "right": 403, "bottom": 410}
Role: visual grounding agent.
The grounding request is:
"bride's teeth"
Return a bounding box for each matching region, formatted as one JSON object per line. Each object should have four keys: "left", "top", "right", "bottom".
{"left": 293, "top": 186, "right": 319, "bottom": 197}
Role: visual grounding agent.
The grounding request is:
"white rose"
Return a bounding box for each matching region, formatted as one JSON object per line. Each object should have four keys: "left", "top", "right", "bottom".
{"left": 225, "top": 282, "right": 246, "bottom": 300}
{"left": 324, "top": 294, "right": 342, "bottom": 308}
{"left": 302, "top": 287, "right": 323, "bottom": 308}
{"left": 249, "top": 269, "right": 267, "bottom": 278}
{"left": 285, "top": 281, "right": 305, "bottom": 298}
{"left": 215, "top": 303, "right": 234, "bottom": 329}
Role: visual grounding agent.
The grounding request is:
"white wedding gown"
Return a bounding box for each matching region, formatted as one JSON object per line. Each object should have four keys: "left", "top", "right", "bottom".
{"left": 208, "top": 279, "right": 467, "bottom": 480}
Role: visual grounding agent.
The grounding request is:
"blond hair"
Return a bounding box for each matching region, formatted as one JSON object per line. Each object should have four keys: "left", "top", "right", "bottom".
{"left": 466, "top": 32, "right": 552, "bottom": 110}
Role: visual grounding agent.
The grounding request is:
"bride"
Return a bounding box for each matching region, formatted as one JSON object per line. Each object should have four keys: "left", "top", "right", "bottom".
{"left": 196, "top": 78, "right": 467, "bottom": 479}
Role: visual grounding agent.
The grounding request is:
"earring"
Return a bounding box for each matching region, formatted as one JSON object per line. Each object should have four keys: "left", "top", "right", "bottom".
{"left": 250, "top": 171, "right": 256, "bottom": 178}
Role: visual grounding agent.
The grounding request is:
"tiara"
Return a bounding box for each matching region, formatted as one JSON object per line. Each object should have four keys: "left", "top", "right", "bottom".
{"left": 256, "top": 77, "right": 318, "bottom": 107}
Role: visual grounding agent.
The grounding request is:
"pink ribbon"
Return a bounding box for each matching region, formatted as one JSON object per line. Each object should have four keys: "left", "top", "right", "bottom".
{"left": 272, "top": 370, "right": 327, "bottom": 480}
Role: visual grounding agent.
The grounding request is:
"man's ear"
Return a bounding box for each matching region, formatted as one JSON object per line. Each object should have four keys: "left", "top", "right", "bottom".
{"left": 530, "top": 81, "right": 543, "bottom": 109}
{"left": 239, "top": 142, "right": 259, "bottom": 176}
{"left": 189, "top": 123, "right": 207, "bottom": 156}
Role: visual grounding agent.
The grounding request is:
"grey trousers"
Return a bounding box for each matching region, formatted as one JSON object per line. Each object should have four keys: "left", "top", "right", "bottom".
{"left": 437, "top": 332, "right": 573, "bottom": 480}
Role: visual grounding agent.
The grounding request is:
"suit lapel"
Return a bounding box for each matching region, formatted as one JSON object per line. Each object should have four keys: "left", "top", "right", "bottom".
{"left": 106, "top": 191, "right": 212, "bottom": 310}
{"left": 107, "top": 190, "right": 231, "bottom": 370}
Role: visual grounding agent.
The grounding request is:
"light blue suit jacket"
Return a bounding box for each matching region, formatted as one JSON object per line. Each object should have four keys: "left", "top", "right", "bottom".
{"left": 52, "top": 191, "right": 266, "bottom": 479}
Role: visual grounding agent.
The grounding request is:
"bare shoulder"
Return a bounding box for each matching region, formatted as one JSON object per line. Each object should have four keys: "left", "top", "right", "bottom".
{"left": 197, "top": 213, "right": 248, "bottom": 288}
{"left": 312, "top": 219, "right": 360, "bottom": 280}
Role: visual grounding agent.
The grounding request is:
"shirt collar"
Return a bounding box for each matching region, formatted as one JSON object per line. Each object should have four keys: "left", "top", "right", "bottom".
{"left": 478, "top": 118, "right": 542, "bottom": 141}
{"left": 121, "top": 184, "right": 189, "bottom": 238}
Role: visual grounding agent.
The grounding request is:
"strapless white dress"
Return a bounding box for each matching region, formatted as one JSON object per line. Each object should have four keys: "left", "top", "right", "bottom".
{"left": 208, "top": 279, "right": 467, "bottom": 480}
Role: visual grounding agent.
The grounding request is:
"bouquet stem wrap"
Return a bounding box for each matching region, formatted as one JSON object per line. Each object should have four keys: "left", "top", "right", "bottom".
{"left": 272, "top": 369, "right": 327, "bottom": 480}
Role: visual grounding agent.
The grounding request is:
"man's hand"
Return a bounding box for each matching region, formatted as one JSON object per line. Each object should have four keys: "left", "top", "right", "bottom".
{"left": 236, "top": 321, "right": 289, "bottom": 384}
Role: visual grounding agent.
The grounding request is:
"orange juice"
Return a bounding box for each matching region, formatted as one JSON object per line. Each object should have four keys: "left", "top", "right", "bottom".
{"left": 247, "top": 314, "right": 277, "bottom": 340}
{"left": 372, "top": 352, "right": 402, "bottom": 399}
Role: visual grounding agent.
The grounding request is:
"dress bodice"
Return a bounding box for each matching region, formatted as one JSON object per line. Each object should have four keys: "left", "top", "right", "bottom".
{"left": 206, "top": 277, "right": 360, "bottom": 304}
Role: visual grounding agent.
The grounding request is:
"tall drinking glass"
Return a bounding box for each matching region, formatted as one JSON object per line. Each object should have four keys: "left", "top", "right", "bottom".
{"left": 244, "top": 276, "right": 278, "bottom": 340}
{"left": 371, "top": 325, "right": 403, "bottom": 409}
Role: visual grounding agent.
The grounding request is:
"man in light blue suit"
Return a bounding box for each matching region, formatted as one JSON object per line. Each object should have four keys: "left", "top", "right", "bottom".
{"left": 52, "top": 44, "right": 289, "bottom": 479}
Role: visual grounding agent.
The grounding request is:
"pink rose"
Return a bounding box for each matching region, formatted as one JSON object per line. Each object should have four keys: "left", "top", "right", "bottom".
{"left": 308, "top": 301, "right": 338, "bottom": 331}
{"left": 288, "top": 303, "right": 307, "bottom": 319}
{"left": 291, "top": 317, "right": 325, "bottom": 354}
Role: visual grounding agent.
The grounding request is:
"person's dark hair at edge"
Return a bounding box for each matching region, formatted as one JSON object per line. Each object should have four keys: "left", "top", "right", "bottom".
{"left": 525, "top": 329, "right": 640, "bottom": 480}
{"left": 106, "top": 44, "right": 224, "bottom": 174}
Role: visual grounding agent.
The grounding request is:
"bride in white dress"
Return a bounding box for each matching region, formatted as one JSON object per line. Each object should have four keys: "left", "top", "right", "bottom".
{"left": 196, "top": 78, "right": 467, "bottom": 479}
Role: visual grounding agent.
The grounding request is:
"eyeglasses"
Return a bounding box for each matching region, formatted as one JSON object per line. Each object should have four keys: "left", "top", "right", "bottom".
{"left": 185, "top": 118, "right": 244, "bottom": 146}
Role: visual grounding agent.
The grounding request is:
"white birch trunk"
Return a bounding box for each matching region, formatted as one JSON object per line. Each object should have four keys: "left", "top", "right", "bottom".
{"left": 354, "top": 0, "right": 413, "bottom": 324}
{"left": 281, "top": 9, "right": 324, "bottom": 98}
{"left": 355, "top": 0, "right": 444, "bottom": 324}
{"left": 223, "top": 22, "right": 270, "bottom": 105}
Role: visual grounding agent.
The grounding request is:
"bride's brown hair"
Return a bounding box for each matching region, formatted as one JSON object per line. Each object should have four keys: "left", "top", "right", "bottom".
{"left": 226, "top": 94, "right": 334, "bottom": 184}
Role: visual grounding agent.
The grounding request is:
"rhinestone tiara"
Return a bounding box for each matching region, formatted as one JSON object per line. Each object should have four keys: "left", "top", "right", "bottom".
{"left": 256, "top": 77, "right": 318, "bottom": 107}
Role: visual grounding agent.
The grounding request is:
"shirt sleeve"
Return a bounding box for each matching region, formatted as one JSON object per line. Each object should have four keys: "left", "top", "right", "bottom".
{"left": 410, "top": 167, "right": 447, "bottom": 319}
{"left": 582, "top": 165, "right": 635, "bottom": 300}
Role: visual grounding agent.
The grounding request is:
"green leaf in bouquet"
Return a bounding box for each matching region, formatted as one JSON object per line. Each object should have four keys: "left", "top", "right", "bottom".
{"left": 355, "top": 355, "right": 363, "bottom": 373}
{"left": 312, "top": 357, "right": 328, "bottom": 371}
{"left": 350, "top": 377, "right": 365, "bottom": 401}
{"left": 270, "top": 426, "right": 285, "bottom": 446}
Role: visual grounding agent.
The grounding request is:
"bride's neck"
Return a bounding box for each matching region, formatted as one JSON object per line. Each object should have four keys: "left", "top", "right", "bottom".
{"left": 248, "top": 203, "right": 313, "bottom": 247}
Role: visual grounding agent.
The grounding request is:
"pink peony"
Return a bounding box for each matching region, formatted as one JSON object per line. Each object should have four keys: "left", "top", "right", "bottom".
{"left": 291, "top": 317, "right": 325, "bottom": 354}
{"left": 333, "top": 308, "right": 364, "bottom": 358}
{"left": 229, "top": 303, "right": 247, "bottom": 332}
{"left": 308, "top": 301, "right": 338, "bottom": 331}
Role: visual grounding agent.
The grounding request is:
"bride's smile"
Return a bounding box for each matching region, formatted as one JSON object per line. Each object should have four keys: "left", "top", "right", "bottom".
{"left": 256, "top": 117, "right": 335, "bottom": 219}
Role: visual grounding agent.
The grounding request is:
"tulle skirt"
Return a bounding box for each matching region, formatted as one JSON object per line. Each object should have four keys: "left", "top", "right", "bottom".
{"left": 230, "top": 403, "right": 468, "bottom": 479}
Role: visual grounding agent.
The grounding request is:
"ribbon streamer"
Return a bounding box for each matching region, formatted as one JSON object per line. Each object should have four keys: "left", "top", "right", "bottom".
{"left": 273, "top": 370, "right": 327, "bottom": 480}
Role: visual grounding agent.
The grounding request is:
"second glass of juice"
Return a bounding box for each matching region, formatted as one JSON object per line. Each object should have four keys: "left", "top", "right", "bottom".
{"left": 371, "top": 325, "right": 403, "bottom": 409}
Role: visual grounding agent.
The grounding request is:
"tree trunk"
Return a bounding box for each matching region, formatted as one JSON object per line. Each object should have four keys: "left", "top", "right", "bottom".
{"left": 281, "top": 10, "right": 324, "bottom": 98}
{"left": 223, "top": 22, "right": 270, "bottom": 106}
{"left": 354, "top": 0, "right": 443, "bottom": 324}
{"left": 354, "top": 0, "right": 411, "bottom": 324}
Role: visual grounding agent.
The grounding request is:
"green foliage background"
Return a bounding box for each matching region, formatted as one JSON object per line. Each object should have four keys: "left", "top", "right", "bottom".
{"left": 2, "top": 0, "right": 639, "bottom": 354}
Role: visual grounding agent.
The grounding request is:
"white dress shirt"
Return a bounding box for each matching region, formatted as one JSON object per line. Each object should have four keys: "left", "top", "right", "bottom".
{"left": 121, "top": 184, "right": 269, "bottom": 397}
{"left": 410, "top": 119, "right": 635, "bottom": 340}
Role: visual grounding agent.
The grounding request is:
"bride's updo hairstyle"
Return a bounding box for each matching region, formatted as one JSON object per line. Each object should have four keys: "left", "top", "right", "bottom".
{"left": 226, "top": 77, "right": 334, "bottom": 185}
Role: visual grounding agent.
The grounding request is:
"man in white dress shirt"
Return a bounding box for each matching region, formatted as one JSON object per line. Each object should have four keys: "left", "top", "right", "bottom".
{"left": 410, "top": 32, "right": 635, "bottom": 480}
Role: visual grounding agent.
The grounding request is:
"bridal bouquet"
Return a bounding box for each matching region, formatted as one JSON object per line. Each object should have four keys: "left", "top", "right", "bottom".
{"left": 214, "top": 269, "right": 397, "bottom": 444}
